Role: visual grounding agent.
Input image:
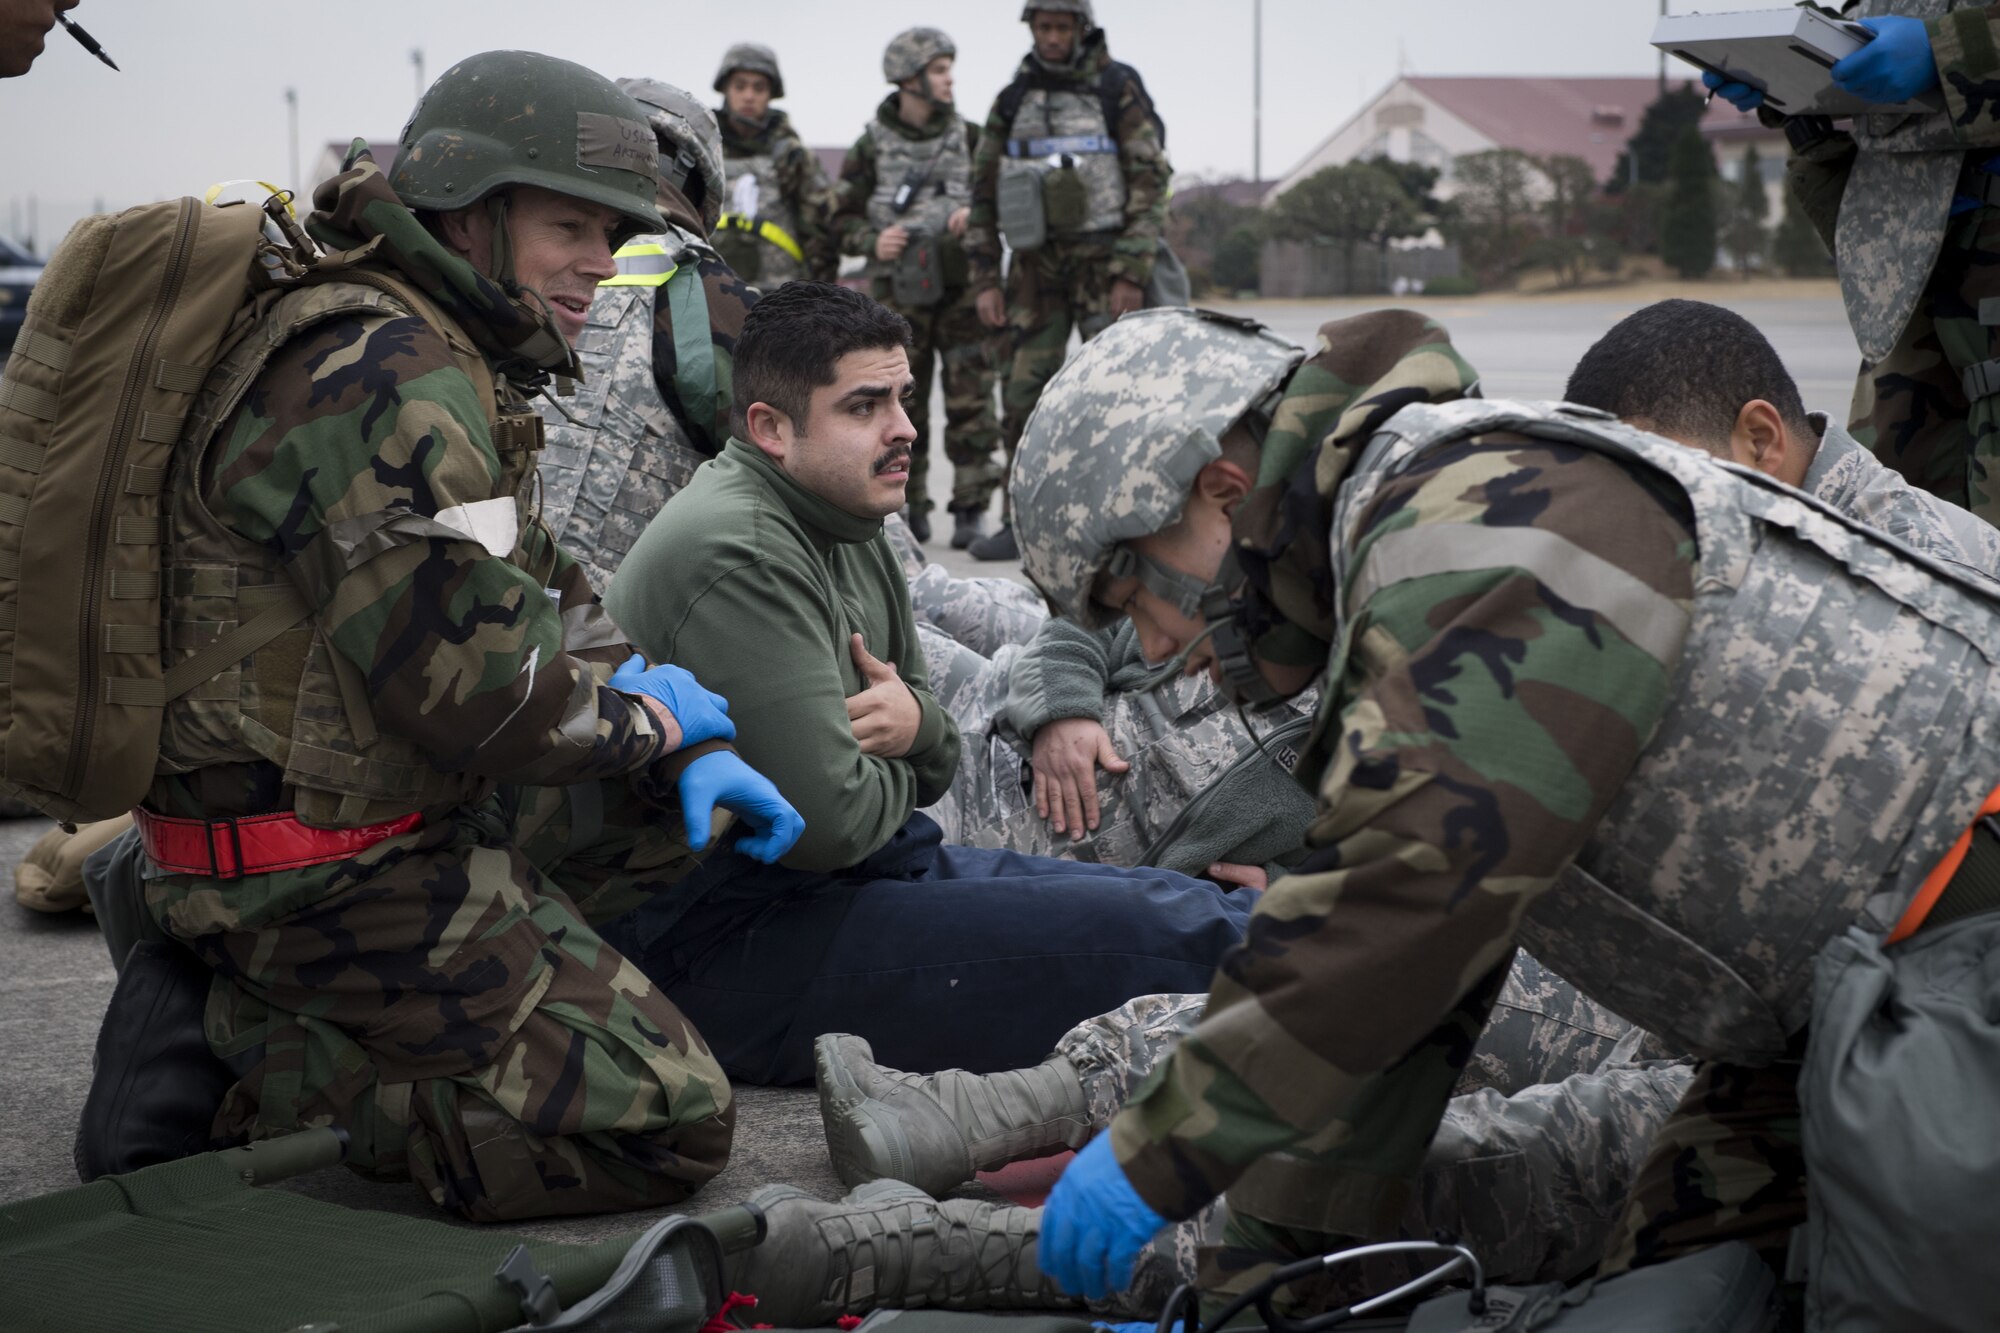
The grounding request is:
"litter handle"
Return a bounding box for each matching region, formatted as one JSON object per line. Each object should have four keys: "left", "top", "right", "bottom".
{"left": 693, "top": 1202, "right": 768, "bottom": 1256}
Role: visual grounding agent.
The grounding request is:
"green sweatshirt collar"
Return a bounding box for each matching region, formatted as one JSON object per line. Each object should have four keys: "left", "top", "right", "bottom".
{"left": 725, "top": 438, "right": 885, "bottom": 547}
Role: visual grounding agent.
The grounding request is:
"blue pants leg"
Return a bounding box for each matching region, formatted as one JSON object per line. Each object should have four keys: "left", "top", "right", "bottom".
{"left": 640, "top": 835, "right": 1257, "bottom": 1085}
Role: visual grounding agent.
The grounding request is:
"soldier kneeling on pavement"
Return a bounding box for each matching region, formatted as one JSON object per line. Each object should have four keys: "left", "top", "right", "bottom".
{"left": 718, "top": 306, "right": 2000, "bottom": 1330}
{"left": 72, "top": 51, "right": 804, "bottom": 1223}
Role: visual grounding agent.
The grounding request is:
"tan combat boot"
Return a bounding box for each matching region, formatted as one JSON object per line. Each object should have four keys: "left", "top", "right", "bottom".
{"left": 730, "top": 1179, "right": 1079, "bottom": 1326}
{"left": 815, "top": 1034, "right": 1091, "bottom": 1199}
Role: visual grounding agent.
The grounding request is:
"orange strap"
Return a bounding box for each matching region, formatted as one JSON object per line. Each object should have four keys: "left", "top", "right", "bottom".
{"left": 1887, "top": 780, "right": 2000, "bottom": 945}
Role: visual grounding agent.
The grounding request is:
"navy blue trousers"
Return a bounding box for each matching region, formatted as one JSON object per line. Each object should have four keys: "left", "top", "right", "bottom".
{"left": 602, "top": 815, "right": 1257, "bottom": 1085}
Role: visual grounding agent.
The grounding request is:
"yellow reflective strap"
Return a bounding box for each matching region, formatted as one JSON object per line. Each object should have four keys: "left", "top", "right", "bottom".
{"left": 715, "top": 213, "right": 805, "bottom": 264}
{"left": 603, "top": 241, "right": 678, "bottom": 289}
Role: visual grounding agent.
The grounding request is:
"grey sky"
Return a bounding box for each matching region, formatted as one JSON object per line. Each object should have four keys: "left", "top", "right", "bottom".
{"left": 0, "top": 0, "right": 1678, "bottom": 249}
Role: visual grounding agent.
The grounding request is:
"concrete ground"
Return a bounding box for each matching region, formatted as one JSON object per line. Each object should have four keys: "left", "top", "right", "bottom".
{"left": 0, "top": 286, "right": 1858, "bottom": 1256}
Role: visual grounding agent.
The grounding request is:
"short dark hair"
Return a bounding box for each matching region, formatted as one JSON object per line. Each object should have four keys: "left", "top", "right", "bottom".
{"left": 1564, "top": 299, "right": 1813, "bottom": 452}
{"left": 732, "top": 281, "right": 912, "bottom": 437}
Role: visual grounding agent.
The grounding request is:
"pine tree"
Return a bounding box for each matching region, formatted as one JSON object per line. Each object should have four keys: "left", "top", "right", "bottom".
{"left": 1660, "top": 127, "right": 1718, "bottom": 280}
{"left": 1724, "top": 144, "right": 1769, "bottom": 279}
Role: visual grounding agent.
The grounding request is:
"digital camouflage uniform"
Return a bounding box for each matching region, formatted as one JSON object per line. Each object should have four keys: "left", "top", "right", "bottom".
{"left": 144, "top": 150, "right": 735, "bottom": 1223}
{"left": 539, "top": 78, "right": 760, "bottom": 595}
{"left": 834, "top": 91, "right": 1002, "bottom": 520}
{"left": 967, "top": 23, "right": 1170, "bottom": 477}
{"left": 1825, "top": 0, "right": 2000, "bottom": 526}
{"left": 1012, "top": 308, "right": 2000, "bottom": 1313}
{"left": 715, "top": 100, "right": 836, "bottom": 288}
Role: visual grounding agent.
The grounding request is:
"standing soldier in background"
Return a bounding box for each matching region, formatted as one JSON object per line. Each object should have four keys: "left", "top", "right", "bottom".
{"left": 964, "top": 0, "right": 1171, "bottom": 562}
{"left": 1710, "top": 5, "right": 2000, "bottom": 526}
{"left": 832, "top": 28, "right": 1002, "bottom": 549}
{"left": 538, "top": 77, "right": 758, "bottom": 593}
{"left": 712, "top": 43, "right": 836, "bottom": 290}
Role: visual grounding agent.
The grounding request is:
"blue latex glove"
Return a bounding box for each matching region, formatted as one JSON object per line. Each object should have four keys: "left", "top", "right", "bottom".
{"left": 1701, "top": 70, "right": 1764, "bottom": 112}
{"left": 677, "top": 750, "right": 804, "bottom": 862}
{"left": 1832, "top": 16, "right": 1941, "bottom": 104}
{"left": 1039, "top": 1134, "right": 1171, "bottom": 1301}
{"left": 609, "top": 653, "right": 735, "bottom": 748}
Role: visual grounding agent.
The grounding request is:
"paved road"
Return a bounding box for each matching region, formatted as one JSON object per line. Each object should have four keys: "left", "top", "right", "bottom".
{"left": 918, "top": 287, "right": 1859, "bottom": 583}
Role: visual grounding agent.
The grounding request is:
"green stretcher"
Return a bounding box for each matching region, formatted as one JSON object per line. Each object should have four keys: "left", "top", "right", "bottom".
{"left": 0, "top": 1129, "right": 763, "bottom": 1333}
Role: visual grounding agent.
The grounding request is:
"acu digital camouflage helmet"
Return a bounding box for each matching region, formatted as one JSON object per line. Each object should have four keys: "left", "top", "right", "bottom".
{"left": 1021, "top": 0, "right": 1096, "bottom": 27}
{"left": 390, "top": 49, "right": 665, "bottom": 238}
{"left": 1011, "top": 308, "right": 1305, "bottom": 629}
{"left": 618, "top": 77, "right": 728, "bottom": 235}
{"left": 884, "top": 27, "right": 956, "bottom": 85}
{"left": 713, "top": 43, "right": 785, "bottom": 100}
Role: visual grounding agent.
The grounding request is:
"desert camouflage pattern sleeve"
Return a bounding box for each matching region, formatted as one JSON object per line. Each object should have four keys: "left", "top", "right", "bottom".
{"left": 964, "top": 93, "right": 1011, "bottom": 294}
{"left": 1109, "top": 434, "right": 1698, "bottom": 1224}
{"left": 777, "top": 126, "right": 840, "bottom": 283}
{"left": 1928, "top": 4, "right": 2000, "bottom": 143}
{"left": 832, "top": 126, "right": 882, "bottom": 260}
{"left": 653, "top": 239, "right": 758, "bottom": 455}
{"left": 210, "top": 312, "right": 670, "bottom": 789}
{"left": 1106, "top": 69, "right": 1171, "bottom": 288}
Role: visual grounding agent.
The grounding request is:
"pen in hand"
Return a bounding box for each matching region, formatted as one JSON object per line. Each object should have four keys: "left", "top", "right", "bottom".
{"left": 57, "top": 14, "right": 118, "bottom": 72}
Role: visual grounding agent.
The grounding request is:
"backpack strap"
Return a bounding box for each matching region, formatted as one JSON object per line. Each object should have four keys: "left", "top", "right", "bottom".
{"left": 664, "top": 253, "right": 724, "bottom": 443}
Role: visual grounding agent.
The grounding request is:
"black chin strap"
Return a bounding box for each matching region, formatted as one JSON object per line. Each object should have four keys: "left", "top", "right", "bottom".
{"left": 1200, "top": 549, "right": 1283, "bottom": 706}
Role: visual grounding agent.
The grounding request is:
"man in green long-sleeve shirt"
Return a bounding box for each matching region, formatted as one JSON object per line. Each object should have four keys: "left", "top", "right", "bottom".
{"left": 602, "top": 280, "right": 1256, "bottom": 1087}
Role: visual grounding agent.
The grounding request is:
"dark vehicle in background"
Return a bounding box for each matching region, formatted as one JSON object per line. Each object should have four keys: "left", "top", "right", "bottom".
{"left": 0, "top": 237, "right": 46, "bottom": 361}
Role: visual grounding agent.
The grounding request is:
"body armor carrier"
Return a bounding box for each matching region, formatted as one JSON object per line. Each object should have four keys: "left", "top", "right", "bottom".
{"left": 159, "top": 270, "right": 550, "bottom": 829}
{"left": 1335, "top": 400, "right": 2000, "bottom": 1061}
{"left": 1226, "top": 397, "right": 2000, "bottom": 1234}
{"left": 718, "top": 138, "right": 808, "bottom": 286}
{"left": 998, "top": 78, "right": 1127, "bottom": 238}
{"left": 863, "top": 113, "right": 974, "bottom": 260}
{"left": 538, "top": 226, "right": 717, "bottom": 594}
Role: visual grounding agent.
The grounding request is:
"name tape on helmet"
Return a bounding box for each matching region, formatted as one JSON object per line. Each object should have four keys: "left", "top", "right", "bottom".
{"left": 576, "top": 112, "right": 660, "bottom": 177}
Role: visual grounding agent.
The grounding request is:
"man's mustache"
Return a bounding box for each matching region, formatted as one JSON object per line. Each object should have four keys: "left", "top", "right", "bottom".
{"left": 874, "top": 449, "right": 912, "bottom": 475}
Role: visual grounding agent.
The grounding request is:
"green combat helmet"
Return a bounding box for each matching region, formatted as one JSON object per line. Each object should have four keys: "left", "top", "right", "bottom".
{"left": 390, "top": 49, "right": 665, "bottom": 240}
{"left": 1010, "top": 308, "right": 1304, "bottom": 629}
{"left": 1020, "top": 0, "right": 1095, "bottom": 27}
{"left": 713, "top": 43, "right": 785, "bottom": 100}
{"left": 883, "top": 27, "right": 956, "bottom": 86}
{"left": 618, "top": 77, "right": 727, "bottom": 236}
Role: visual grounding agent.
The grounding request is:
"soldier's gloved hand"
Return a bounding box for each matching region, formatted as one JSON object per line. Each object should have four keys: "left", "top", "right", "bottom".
{"left": 1040, "top": 1134, "right": 1170, "bottom": 1301}
{"left": 1833, "top": 17, "right": 1941, "bottom": 104}
{"left": 677, "top": 751, "right": 804, "bottom": 863}
{"left": 610, "top": 653, "right": 736, "bottom": 748}
{"left": 1701, "top": 71, "right": 1764, "bottom": 112}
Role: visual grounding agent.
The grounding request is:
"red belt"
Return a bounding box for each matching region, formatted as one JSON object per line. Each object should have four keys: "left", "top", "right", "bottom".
{"left": 131, "top": 807, "right": 424, "bottom": 880}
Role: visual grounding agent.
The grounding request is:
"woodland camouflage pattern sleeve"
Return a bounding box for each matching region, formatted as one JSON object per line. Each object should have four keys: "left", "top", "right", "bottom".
{"left": 1109, "top": 393, "right": 1697, "bottom": 1224}
{"left": 779, "top": 131, "right": 840, "bottom": 282}
{"left": 210, "top": 313, "right": 671, "bottom": 789}
{"left": 1106, "top": 74, "right": 1170, "bottom": 287}
{"left": 1929, "top": 5, "right": 2000, "bottom": 142}
{"left": 832, "top": 128, "right": 882, "bottom": 259}
{"left": 965, "top": 99, "right": 1009, "bottom": 294}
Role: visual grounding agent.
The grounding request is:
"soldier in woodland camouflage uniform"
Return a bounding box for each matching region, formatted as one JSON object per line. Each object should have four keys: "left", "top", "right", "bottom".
{"left": 832, "top": 28, "right": 1002, "bottom": 549}
{"left": 712, "top": 44, "right": 836, "bottom": 289}
{"left": 1720, "top": 2, "right": 2000, "bottom": 526}
{"left": 79, "top": 53, "right": 805, "bottom": 1222}
{"left": 963, "top": 0, "right": 1171, "bottom": 561}
{"left": 537, "top": 78, "right": 760, "bottom": 595}
{"left": 720, "top": 304, "right": 2000, "bottom": 1325}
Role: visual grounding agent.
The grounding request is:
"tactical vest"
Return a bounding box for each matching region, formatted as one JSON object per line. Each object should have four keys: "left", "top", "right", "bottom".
{"left": 158, "top": 269, "right": 551, "bottom": 828}
{"left": 538, "top": 228, "right": 720, "bottom": 595}
{"left": 1833, "top": 0, "right": 1964, "bottom": 361}
{"left": 1334, "top": 400, "right": 2000, "bottom": 1063}
{"left": 718, "top": 135, "right": 808, "bottom": 286}
{"left": 864, "top": 116, "right": 973, "bottom": 243}
{"left": 997, "top": 74, "right": 1127, "bottom": 237}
